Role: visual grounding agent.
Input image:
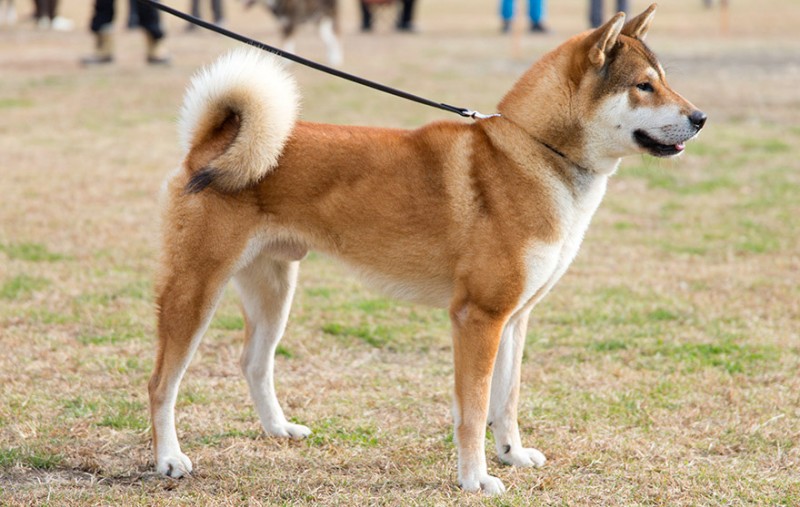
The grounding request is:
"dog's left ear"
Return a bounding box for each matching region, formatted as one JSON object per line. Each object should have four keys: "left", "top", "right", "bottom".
{"left": 586, "top": 12, "right": 625, "bottom": 68}
{"left": 621, "top": 3, "right": 657, "bottom": 41}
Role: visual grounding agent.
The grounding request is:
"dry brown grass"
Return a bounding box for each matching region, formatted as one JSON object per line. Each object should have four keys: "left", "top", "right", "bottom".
{"left": 1, "top": 0, "right": 799, "bottom": 504}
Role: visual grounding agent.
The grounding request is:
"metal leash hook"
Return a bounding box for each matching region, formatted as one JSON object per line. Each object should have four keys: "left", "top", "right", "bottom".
{"left": 137, "top": 0, "right": 502, "bottom": 122}
{"left": 463, "top": 110, "right": 503, "bottom": 120}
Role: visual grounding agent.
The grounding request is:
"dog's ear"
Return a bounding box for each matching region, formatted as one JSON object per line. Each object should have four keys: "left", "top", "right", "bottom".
{"left": 622, "top": 3, "right": 657, "bottom": 41}
{"left": 586, "top": 12, "right": 625, "bottom": 68}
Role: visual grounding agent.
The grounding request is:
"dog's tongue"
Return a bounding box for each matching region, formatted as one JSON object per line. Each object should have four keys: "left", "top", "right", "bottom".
{"left": 675, "top": 143, "right": 685, "bottom": 152}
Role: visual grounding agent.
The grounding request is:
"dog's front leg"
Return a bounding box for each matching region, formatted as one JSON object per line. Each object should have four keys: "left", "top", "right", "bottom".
{"left": 450, "top": 300, "right": 508, "bottom": 495}
{"left": 488, "top": 311, "right": 546, "bottom": 468}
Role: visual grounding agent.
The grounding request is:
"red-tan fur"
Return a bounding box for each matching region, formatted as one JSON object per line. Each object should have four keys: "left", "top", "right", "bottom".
{"left": 149, "top": 4, "right": 704, "bottom": 494}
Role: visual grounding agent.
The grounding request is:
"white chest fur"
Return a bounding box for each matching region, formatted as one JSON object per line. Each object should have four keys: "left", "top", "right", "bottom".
{"left": 514, "top": 175, "right": 609, "bottom": 314}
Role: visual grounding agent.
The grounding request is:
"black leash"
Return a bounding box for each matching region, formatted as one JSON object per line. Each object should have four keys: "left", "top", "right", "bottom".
{"left": 138, "top": 0, "right": 500, "bottom": 120}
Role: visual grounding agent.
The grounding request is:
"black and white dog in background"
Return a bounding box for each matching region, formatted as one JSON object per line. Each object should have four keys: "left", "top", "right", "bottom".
{"left": 243, "top": 0, "right": 343, "bottom": 66}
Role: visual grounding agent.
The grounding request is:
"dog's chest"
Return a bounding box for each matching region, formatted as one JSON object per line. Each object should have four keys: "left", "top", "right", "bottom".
{"left": 515, "top": 176, "right": 609, "bottom": 312}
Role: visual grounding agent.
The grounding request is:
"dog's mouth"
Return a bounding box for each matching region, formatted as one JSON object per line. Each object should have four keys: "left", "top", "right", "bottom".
{"left": 634, "top": 130, "right": 685, "bottom": 157}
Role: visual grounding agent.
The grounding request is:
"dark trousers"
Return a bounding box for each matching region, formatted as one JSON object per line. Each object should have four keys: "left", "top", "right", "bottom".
{"left": 397, "top": 0, "right": 416, "bottom": 28}
{"left": 360, "top": 0, "right": 416, "bottom": 30}
{"left": 90, "top": 0, "right": 165, "bottom": 39}
{"left": 34, "top": 0, "right": 58, "bottom": 19}
{"left": 190, "top": 0, "right": 224, "bottom": 23}
{"left": 589, "top": 0, "right": 628, "bottom": 28}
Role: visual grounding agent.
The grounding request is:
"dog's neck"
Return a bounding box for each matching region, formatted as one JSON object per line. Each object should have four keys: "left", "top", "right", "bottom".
{"left": 496, "top": 40, "right": 622, "bottom": 176}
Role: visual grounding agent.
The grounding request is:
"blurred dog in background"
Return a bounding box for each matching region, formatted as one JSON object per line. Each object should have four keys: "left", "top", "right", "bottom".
{"left": 243, "top": 0, "right": 343, "bottom": 66}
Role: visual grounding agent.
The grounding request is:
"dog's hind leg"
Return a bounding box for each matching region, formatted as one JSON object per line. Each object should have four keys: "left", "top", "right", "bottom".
{"left": 234, "top": 254, "right": 310, "bottom": 439}
{"left": 318, "top": 16, "right": 343, "bottom": 66}
{"left": 488, "top": 311, "right": 546, "bottom": 468}
{"left": 148, "top": 251, "right": 234, "bottom": 478}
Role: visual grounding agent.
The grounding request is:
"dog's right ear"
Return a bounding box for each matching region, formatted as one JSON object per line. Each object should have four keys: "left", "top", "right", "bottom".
{"left": 585, "top": 12, "right": 625, "bottom": 68}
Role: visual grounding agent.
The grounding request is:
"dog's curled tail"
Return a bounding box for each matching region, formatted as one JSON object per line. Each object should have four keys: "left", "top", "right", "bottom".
{"left": 178, "top": 48, "right": 299, "bottom": 193}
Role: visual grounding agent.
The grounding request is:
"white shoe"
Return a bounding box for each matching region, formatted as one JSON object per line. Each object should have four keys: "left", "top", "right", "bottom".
{"left": 51, "top": 16, "right": 74, "bottom": 31}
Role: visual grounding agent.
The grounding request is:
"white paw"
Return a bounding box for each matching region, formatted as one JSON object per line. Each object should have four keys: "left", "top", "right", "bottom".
{"left": 265, "top": 421, "right": 311, "bottom": 440}
{"left": 156, "top": 452, "right": 193, "bottom": 478}
{"left": 460, "top": 474, "right": 507, "bottom": 496}
{"left": 499, "top": 445, "right": 547, "bottom": 467}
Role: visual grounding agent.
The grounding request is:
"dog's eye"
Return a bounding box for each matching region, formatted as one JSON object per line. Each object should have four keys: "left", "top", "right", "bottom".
{"left": 636, "top": 82, "right": 654, "bottom": 93}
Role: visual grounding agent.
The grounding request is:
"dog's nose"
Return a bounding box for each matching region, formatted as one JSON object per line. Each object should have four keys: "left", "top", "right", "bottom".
{"left": 689, "top": 110, "right": 707, "bottom": 131}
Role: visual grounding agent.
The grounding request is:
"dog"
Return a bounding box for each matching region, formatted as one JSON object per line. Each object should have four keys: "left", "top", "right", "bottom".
{"left": 148, "top": 4, "right": 705, "bottom": 494}
{"left": 243, "top": 0, "right": 343, "bottom": 66}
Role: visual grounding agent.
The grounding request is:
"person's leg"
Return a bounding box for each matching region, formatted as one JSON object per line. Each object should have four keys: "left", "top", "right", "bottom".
{"left": 589, "top": 0, "right": 604, "bottom": 28}
{"left": 529, "top": 0, "right": 542, "bottom": 23}
{"left": 127, "top": 0, "right": 139, "bottom": 28}
{"left": 136, "top": 2, "right": 170, "bottom": 64}
{"left": 397, "top": 0, "right": 416, "bottom": 30}
{"left": 211, "top": 0, "right": 223, "bottom": 24}
{"left": 136, "top": 1, "right": 164, "bottom": 40}
{"left": 528, "top": 0, "right": 548, "bottom": 32}
{"left": 89, "top": 0, "right": 114, "bottom": 34}
{"left": 359, "top": 0, "right": 372, "bottom": 31}
{"left": 82, "top": 0, "right": 114, "bottom": 64}
{"left": 500, "top": 0, "right": 513, "bottom": 32}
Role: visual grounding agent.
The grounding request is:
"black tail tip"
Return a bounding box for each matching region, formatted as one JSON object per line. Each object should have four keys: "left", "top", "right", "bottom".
{"left": 184, "top": 167, "right": 218, "bottom": 194}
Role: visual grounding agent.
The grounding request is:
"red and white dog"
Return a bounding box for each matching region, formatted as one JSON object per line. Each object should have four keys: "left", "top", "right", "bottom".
{"left": 149, "top": 5, "right": 705, "bottom": 494}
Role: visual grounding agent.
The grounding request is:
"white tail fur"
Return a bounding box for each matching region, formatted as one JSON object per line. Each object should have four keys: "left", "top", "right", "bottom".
{"left": 178, "top": 48, "right": 300, "bottom": 192}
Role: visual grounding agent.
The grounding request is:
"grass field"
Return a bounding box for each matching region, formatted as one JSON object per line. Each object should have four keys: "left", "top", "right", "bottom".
{"left": 1, "top": 0, "right": 799, "bottom": 504}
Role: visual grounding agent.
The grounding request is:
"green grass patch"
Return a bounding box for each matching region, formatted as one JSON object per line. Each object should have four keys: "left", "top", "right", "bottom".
{"left": 212, "top": 314, "right": 245, "bottom": 331}
{"left": 276, "top": 344, "right": 293, "bottom": 358}
{"left": 0, "top": 274, "right": 50, "bottom": 300}
{"left": 63, "top": 396, "right": 100, "bottom": 419}
{"left": 305, "top": 287, "right": 332, "bottom": 298}
{"left": 97, "top": 399, "right": 148, "bottom": 431}
{"left": 0, "top": 97, "right": 34, "bottom": 109}
{"left": 77, "top": 330, "right": 141, "bottom": 346}
{"left": 0, "top": 242, "right": 66, "bottom": 262}
{"left": 0, "top": 447, "right": 63, "bottom": 470}
{"left": 24, "top": 308, "right": 76, "bottom": 325}
{"left": 307, "top": 418, "right": 379, "bottom": 448}
{"left": 735, "top": 219, "right": 781, "bottom": 254}
{"left": 742, "top": 138, "right": 790, "bottom": 154}
{"left": 194, "top": 428, "right": 263, "bottom": 447}
{"left": 649, "top": 339, "right": 779, "bottom": 374}
{"left": 322, "top": 322, "right": 392, "bottom": 348}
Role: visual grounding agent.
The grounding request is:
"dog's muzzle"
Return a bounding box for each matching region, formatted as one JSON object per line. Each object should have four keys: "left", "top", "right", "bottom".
{"left": 635, "top": 109, "right": 707, "bottom": 157}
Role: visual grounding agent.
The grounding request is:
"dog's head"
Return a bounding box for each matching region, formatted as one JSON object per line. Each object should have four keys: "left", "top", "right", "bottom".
{"left": 578, "top": 5, "right": 706, "bottom": 161}
{"left": 500, "top": 4, "right": 706, "bottom": 174}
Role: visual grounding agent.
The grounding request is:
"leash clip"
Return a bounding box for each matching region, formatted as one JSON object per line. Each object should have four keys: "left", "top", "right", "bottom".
{"left": 463, "top": 109, "right": 502, "bottom": 120}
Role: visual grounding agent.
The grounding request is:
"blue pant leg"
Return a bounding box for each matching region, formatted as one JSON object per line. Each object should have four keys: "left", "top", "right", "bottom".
{"left": 500, "top": 0, "right": 514, "bottom": 21}
{"left": 528, "top": 0, "right": 544, "bottom": 23}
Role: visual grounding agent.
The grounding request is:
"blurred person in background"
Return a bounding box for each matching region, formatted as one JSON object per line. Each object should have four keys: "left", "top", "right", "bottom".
{"left": 0, "top": 0, "right": 17, "bottom": 26}
{"left": 33, "top": 0, "right": 74, "bottom": 30}
{"left": 185, "top": 0, "right": 224, "bottom": 31}
{"left": 589, "top": 0, "right": 628, "bottom": 28}
{"left": 500, "top": 0, "right": 549, "bottom": 34}
{"left": 360, "top": 0, "right": 417, "bottom": 33}
{"left": 82, "top": 0, "right": 170, "bottom": 66}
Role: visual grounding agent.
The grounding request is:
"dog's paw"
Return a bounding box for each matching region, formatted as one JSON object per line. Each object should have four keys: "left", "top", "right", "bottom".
{"left": 265, "top": 421, "right": 311, "bottom": 440}
{"left": 156, "top": 452, "right": 193, "bottom": 478}
{"left": 460, "top": 474, "right": 506, "bottom": 496}
{"left": 499, "top": 445, "right": 547, "bottom": 468}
